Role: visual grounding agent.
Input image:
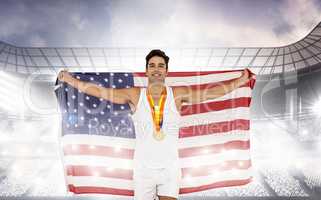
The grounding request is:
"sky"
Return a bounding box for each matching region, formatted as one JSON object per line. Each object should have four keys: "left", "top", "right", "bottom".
{"left": 0, "top": 0, "right": 320, "bottom": 48}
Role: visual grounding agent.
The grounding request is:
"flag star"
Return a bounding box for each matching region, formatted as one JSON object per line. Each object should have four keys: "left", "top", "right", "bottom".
{"left": 127, "top": 113, "right": 131, "bottom": 117}
{"left": 107, "top": 105, "right": 111, "bottom": 109}
{"left": 82, "top": 72, "right": 86, "bottom": 74}
{"left": 76, "top": 76, "right": 80, "bottom": 79}
{"left": 74, "top": 124, "right": 78, "bottom": 127}
{"left": 72, "top": 95, "right": 76, "bottom": 99}
{"left": 90, "top": 77, "right": 94, "bottom": 81}
{"left": 67, "top": 102, "right": 70, "bottom": 106}
{"left": 104, "top": 78, "right": 108, "bottom": 82}
{"left": 120, "top": 105, "right": 125, "bottom": 110}
{"left": 101, "top": 125, "right": 105, "bottom": 129}
{"left": 94, "top": 117, "right": 98, "bottom": 121}
{"left": 80, "top": 116, "right": 84, "bottom": 120}
{"left": 79, "top": 102, "right": 84, "bottom": 106}
{"left": 87, "top": 109, "right": 91, "bottom": 113}
{"left": 96, "top": 72, "right": 100, "bottom": 75}
{"left": 124, "top": 73, "right": 128, "bottom": 77}
{"left": 112, "top": 85, "right": 116, "bottom": 88}
{"left": 100, "top": 111, "right": 105, "bottom": 115}
{"left": 115, "top": 126, "right": 119, "bottom": 130}
{"left": 65, "top": 88, "right": 69, "bottom": 92}
{"left": 86, "top": 96, "right": 90, "bottom": 100}
{"left": 128, "top": 128, "right": 132, "bottom": 131}
{"left": 88, "top": 124, "right": 92, "bottom": 128}
{"left": 73, "top": 109, "right": 77, "bottom": 113}
{"left": 108, "top": 118, "right": 112, "bottom": 122}
{"left": 66, "top": 123, "right": 70, "bottom": 127}
{"left": 121, "top": 119, "right": 125, "bottom": 124}
{"left": 98, "top": 84, "right": 102, "bottom": 87}
{"left": 64, "top": 109, "right": 67, "bottom": 113}
{"left": 110, "top": 73, "right": 114, "bottom": 76}
{"left": 93, "top": 104, "right": 97, "bottom": 108}
{"left": 114, "top": 112, "right": 118, "bottom": 116}
{"left": 118, "top": 79, "right": 123, "bottom": 83}
{"left": 126, "top": 85, "right": 130, "bottom": 88}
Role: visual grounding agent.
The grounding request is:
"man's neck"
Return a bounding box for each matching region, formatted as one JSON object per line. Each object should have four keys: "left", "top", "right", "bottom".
{"left": 147, "top": 82, "right": 166, "bottom": 98}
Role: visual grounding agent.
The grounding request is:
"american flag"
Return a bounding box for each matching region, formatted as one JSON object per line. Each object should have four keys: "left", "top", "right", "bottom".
{"left": 54, "top": 69, "right": 256, "bottom": 196}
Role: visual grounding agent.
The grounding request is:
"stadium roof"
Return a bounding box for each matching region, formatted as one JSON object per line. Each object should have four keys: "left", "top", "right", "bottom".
{"left": 0, "top": 22, "right": 320, "bottom": 76}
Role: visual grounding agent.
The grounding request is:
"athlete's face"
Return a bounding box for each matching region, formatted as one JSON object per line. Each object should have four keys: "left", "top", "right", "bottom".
{"left": 146, "top": 56, "right": 168, "bottom": 83}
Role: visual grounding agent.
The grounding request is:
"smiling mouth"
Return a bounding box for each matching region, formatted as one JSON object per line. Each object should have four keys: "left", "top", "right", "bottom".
{"left": 152, "top": 73, "right": 162, "bottom": 77}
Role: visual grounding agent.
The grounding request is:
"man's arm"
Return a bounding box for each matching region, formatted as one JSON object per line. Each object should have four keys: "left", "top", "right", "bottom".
{"left": 57, "top": 70, "right": 134, "bottom": 104}
{"left": 175, "top": 69, "right": 251, "bottom": 104}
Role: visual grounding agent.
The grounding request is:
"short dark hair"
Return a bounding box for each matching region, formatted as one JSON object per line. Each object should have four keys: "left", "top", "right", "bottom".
{"left": 145, "top": 49, "right": 169, "bottom": 71}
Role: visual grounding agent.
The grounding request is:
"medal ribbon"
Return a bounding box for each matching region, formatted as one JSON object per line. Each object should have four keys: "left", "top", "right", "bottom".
{"left": 146, "top": 87, "right": 167, "bottom": 133}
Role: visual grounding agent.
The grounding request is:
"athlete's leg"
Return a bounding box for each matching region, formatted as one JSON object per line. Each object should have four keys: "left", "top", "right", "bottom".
{"left": 133, "top": 167, "right": 157, "bottom": 200}
{"left": 158, "top": 195, "right": 177, "bottom": 200}
{"left": 157, "top": 164, "right": 181, "bottom": 200}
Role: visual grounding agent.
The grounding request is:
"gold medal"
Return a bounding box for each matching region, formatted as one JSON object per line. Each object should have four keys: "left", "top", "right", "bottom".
{"left": 153, "top": 129, "right": 165, "bottom": 141}
{"left": 146, "top": 86, "right": 167, "bottom": 141}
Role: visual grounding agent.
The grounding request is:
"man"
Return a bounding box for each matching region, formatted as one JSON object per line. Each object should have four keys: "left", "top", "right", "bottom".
{"left": 58, "top": 49, "right": 250, "bottom": 200}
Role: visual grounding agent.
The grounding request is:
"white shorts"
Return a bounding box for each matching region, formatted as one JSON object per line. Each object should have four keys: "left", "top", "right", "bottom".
{"left": 133, "top": 165, "right": 181, "bottom": 200}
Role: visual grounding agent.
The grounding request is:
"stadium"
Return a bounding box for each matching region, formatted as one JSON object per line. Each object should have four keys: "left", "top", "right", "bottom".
{"left": 0, "top": 16, "right": 321, "bottom": 200}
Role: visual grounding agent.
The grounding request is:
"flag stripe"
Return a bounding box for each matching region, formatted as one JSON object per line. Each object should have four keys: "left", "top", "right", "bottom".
{"left": 181, "top": 97, "right": 251, "bottom": 116}
{"left": 133, "top": 70, "right": 243, "bottom": 77}
{"left": 61, "top": 134, "right": 135, "bottom": 148}
{"left": 181, "top": 160, "right": 252, "bottom": 177}
{"left": 179, "top": 150, "right": 250, "bottom": 168}
{"left": 66, "top": 165, "right": 133, "bottom": 180}
{"left": 63, "top": 155, "right": 133, "bottom": 169}
{"left": 179, "top": 178, "right": 252, "bottom": 194}
{"left": 179, "top": 119, "right": 249, "bottom": 137}
{"left": 67, "top": 176, "right": 133, "bottom": 190}
{"left": 179, "top": 140, "right": 250, "bottom": 158}
{"left": 63, "top": 144, "right": 134, "bottom": 159}
{"left": 68, "top": 184, "right": 133, "bottom": 196}
{"left": 134, "top": 71, "right": 241, "bottom": 83}
{"left": 182, "top": 87, "right": 252, "bottom": 104}
{"left": 180, "top": 107, "right": 249, "bottom": 127}
{"left": 179, "top": 130, "right": 249, "bottom": 148}
{"left": 180, "top": 169, "right": 253, "bottom": 188}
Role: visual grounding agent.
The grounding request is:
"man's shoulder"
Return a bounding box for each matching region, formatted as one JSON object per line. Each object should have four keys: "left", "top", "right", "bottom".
{"left": 172, "top": 86, "right": 188, "bottom": 95}
{"left": 125, "top": 87, "right": 141, "bottom": 99}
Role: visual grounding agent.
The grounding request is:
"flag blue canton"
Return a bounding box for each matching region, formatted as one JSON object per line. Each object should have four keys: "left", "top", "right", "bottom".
{"left": 55, "top": 72, "right": 136, "bottom": 138}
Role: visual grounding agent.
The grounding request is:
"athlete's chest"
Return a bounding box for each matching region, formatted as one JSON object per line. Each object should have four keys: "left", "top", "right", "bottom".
{"left": 130, "top": 87, "right": 182, "bottom": 115}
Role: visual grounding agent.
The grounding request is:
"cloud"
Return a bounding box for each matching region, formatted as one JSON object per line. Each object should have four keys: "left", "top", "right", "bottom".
{"left": 0, "top": 2, "right": 31, "bottom": 39}
{"left": 0, "top": 0, "right": 320, "bottom": 47}
{"left": 106, "top": 0, "right": 321, "bottom": 47}
{"left": 276, "top": 0, "right": 321, "bottom": 44}
{"left": 0, "top": 0, "right": 113, "bottom": 47}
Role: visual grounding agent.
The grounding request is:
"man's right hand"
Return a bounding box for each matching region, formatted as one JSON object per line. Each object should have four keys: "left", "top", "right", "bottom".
{"left": 58, "top": 69, "right": 73, "bottom": 82}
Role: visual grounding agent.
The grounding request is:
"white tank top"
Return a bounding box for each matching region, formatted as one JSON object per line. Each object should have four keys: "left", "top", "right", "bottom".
{"left": 131, "top": 85, "right": 181, "bottom": 169}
